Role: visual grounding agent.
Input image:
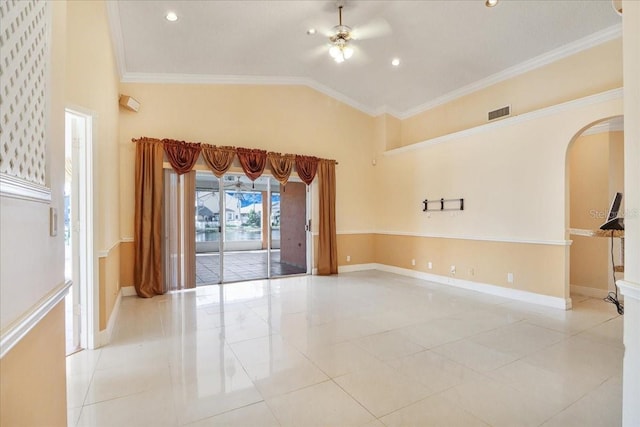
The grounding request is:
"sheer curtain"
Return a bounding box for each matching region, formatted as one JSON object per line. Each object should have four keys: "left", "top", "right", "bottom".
{"left": 164, "top": 169, "right": 196, "bottom": 291}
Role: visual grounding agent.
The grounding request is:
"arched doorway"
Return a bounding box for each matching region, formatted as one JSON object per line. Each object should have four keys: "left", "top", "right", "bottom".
{"left": 566, "top": 115, "right": 624, "bottom": 308}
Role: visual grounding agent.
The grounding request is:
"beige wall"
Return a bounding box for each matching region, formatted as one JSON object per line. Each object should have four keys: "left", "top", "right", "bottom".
{"left": 0, "top": 303, "right": 67, "bottom": 427}
{"left": 66, "top": 0, "right": 121, "bottom": 331}
{"left": 0, "top": 1, "right": 68, "bottom": 424}
{"left": 313, "top": 233, "right": 376, "bottom": 269}
{"left": 118, "top": 83, "right": 378, "bottom": 241}
{"left": 120, "top": 241, "right": 135, "bottom": 288}
{"left": 375, "top": 93, "right": 622, "bottom": 300}
{"left": 378, "top": 100, "right": 623, "bottom": 242}
{"left": 400, "top": 39, "right": 622, "bottom": 147}
{"left": 570, "top": 133, "right": 611, "bottom": 229}
{"left": 375, "top": 234, "right": 567, "bottom": 298}
{"left": 99, "top": 244, "right": 121, "bottom": 330}
{"left": 66, "top": 0, "right": 121, "bottom": 250}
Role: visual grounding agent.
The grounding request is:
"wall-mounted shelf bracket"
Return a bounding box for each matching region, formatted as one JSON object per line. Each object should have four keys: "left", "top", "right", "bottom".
{"left": 422, "top": 198, "right": 464, "bottom": 212}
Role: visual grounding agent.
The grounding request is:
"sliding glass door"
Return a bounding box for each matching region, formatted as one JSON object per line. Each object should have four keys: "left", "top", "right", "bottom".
{"left": 188, "top": 171, "right": 309, "bottom": 286}
{"left": 222, "top": 174, "right": 269, "bottom": 282}
{"left": 270, "top": 179, "right": 308, "bottom": 277}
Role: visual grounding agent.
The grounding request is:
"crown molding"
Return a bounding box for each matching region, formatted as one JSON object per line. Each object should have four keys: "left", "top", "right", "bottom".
{"left": 384, "top": 87, "right": 623, "bottom": 156}
{"left": 396, "top": 24, "right": 622, "bottom": 120}
{"left": 105, "top": 1, "right": 127, "bottom": 78}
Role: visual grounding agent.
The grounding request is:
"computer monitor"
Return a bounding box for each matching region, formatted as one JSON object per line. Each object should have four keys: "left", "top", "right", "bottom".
{"left": 600, "top": 192, "right": 624, "bottom": 230}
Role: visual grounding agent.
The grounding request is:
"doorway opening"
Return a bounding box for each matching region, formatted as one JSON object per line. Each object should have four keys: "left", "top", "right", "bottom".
{"left": 64, "top": 109, "right": 95, "bottom": 354}
{"left": 190, "top": 171, "right": 310, "bottom": 286}
{"left": 566, "top": 116, "right": 624, "bottom": 307}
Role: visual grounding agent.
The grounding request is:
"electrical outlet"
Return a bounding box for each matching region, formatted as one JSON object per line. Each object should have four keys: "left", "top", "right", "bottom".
{"left": 469, "top": 268, "right": 475, "bottom": 276}
{"left": 427, "top": 261, "right": 433, "bottom": 270}
{"left": 411, "top": 259, "right": 416, "bottom": 266}
{"left": 346, "top": 255, "right": 351, "bottom": 262}
{"left": 507, "top": 272, "right": 514, "bottom": 283}
{"left": 450, "top": 265, "right": 456, "bottom": 275}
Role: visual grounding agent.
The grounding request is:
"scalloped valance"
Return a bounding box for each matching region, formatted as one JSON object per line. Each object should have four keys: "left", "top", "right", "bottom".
{"left": 132, "top": 137, "right": 337, "bottom": 185}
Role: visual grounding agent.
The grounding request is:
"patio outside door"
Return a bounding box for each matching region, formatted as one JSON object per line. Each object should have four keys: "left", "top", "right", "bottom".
{"left": 192, "top": 171, "right": 309, "bottom": 286}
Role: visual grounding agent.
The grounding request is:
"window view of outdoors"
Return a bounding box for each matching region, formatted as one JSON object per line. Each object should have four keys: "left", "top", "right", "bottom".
{"left": 195, "top": 189, "right": 280, "bottom": 246}
{"left": 193, "top": 173, "right": 305, "bottom": 285}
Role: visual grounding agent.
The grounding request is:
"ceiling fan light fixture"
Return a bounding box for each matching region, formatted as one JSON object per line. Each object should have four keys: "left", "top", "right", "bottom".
{"left": 328, "top": 5, "right": 355, "bottom": 63}
{"left": 343, "top": 45, "right": 354, "bottom": 59}
{"left": 329, "top": 42, "right": 353, "bottom": 63}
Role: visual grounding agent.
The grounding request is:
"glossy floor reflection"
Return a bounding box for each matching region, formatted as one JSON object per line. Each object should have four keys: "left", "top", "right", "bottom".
{"left": 196, "top": 250, "right": 307, "bottom": 285}
{"left": 67, "top": 271, "right": 623, "bottom": 426}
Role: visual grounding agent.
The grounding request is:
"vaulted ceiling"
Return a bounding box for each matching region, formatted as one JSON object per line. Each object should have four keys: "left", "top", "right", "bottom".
{"left": 107, "top": 1, "right": 621, "bottom": 117}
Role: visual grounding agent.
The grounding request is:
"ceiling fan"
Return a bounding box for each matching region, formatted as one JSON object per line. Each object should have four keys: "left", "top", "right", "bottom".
{"left": 321, "top": 2, "right": 391, "bottom": 64}
{"left": 225, "top": 175, "right": 254, "bottom": 191}
{"left": 328, "top": 5, "right": 353, "bottom": 63}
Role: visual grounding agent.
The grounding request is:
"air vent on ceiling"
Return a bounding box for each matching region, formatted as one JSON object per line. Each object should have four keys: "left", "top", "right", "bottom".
{"left": 488, "top": 105, "right": 511, "bottom": 121}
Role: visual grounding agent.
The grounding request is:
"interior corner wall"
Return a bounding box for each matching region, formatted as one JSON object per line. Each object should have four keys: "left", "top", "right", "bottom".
{"left": 0, "top": 0, "right": 68, "bottom": 424}
{"left": 117, "top": 83, "right": 378, "bottom": 269}
{"left": 66, "top": 0, "right": 122, "bottom": 330}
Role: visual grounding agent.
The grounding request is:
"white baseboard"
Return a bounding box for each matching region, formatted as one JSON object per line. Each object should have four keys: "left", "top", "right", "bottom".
{"left": 121, "top": 286, "right": 136, "bottom": 297}
{"left": 570, "top": 284, "right": 609, "bottom": 299}
{"left": 97, "top": 288, "right": 123, "bottom": 347}
{"left": 311, "top": 263, "right": 377, "bottom": 275}
{"left": 338, "top": 263, "right": 571, "bottom": 310}
{"left": 338, "top": 263, "right": 379, "bottom": 273}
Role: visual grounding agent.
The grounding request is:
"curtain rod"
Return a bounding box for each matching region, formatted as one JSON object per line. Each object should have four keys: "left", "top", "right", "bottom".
{"left": 131, "top": 137, "right": 338, "bottom": 165}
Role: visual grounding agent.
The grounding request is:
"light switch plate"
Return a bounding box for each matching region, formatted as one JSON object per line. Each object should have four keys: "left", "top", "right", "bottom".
{"left": 50, "top": 207, "right": 57, "bottom": 236}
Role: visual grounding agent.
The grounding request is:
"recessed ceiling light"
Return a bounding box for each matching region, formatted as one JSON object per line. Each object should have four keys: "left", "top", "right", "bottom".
{"left": 166, "top": 11, "right": 178, "bottom": 22}
{"left": 307, "top": 28, "right": 317, "bottom": 35}
{"left": 485, "top": 0, "right": 499, "bottom": 7}
{"left": 391, "top": 58, "right": 400, "bottom": 67}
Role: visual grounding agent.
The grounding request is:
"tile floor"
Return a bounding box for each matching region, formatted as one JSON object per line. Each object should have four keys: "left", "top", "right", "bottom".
{"left": 67, "top": 271, "right": 624, "bottom": 427}
{"left": 195, "top": 250, "right": 307, "bottom": 285}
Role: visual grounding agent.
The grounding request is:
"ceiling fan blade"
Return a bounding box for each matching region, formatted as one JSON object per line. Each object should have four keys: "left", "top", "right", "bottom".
{"left": 303, "top": 44, "right": 330, "bottom": 62}
{"left": 348, "top": 45, "right": 371, "bottom": 65}
{"left": 351, "top": 17, "right": 391, "bottom": 40}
